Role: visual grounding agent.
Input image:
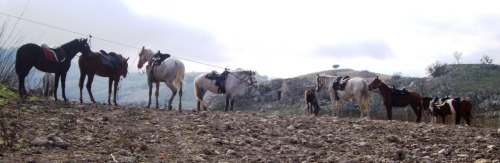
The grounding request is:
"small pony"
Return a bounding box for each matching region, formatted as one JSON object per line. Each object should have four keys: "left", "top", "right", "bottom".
{"left": 305, "top": 86, "right": 320, "bottom": 116}
{"left": 422, "top": 96, "right": 472, "bottom": 125}
{"left": 42, "top": 73, "right": 55, "bottom": 97}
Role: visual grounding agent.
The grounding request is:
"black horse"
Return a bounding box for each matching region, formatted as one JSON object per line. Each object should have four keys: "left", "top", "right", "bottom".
{"left": 15, "top": 38, "right": 92, "bottom": 101}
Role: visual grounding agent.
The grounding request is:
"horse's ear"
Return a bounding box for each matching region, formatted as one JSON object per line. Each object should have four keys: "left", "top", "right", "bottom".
{"left": 126, "top": 57, "right": 129, "bottom": 61}
{"left": 316, "top": 74, "right": 320, "bottom": 77}
{"left": 142, "top": 46, "right": 145, "bottom": 50}
{"left": 376, "top": 76, "right": 379, "bottom": 79}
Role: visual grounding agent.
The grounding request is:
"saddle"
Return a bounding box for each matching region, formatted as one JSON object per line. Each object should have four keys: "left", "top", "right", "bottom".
{"left": 332, "top": 76, "right": 350, "bottom": 90}
{"left": 149, "top": 51, "right": 171, "bottom": 66}
{"left": 391, "top": 87, "right": 409, "bottom": 106}
{"left": 149, "top": 51, "right": 171, "bottom": 82}
{"left": 41, "top": 44, "right": 66, "bottom": 63}
{"left": 332, "top": 76, "right": 350, "bottom": 100}
{"left": 205, "top": 69, "right": 230, "bottom": 94}
{"left": 99, "top": 50, "right": 122, "bottom": 70}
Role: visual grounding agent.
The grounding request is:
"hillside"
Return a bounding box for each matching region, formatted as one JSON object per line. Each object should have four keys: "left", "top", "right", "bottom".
{"left": 0, "top": 89, "right": 499, "bottom": 162}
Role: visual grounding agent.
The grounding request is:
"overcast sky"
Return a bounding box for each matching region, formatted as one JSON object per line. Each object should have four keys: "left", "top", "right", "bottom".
{"left": 1, "top": 0, "right": 499, "bottom": 78}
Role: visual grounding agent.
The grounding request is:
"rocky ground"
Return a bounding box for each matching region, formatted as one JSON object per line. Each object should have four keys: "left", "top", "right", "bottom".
{"left": 1, "top": 99, "right": 499, "bottom": 162}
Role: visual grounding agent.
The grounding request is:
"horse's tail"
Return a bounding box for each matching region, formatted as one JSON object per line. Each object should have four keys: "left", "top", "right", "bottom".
{"left": 174, "top": 60, "right": 185, "bottom": 94}
{"left": 360, "top": 81, "right": 370, "bottom": 112}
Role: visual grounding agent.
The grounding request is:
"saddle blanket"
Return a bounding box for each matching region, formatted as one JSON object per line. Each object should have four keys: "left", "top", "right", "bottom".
{"left": 41, "top": 44, "right": 65, "bottom": 63}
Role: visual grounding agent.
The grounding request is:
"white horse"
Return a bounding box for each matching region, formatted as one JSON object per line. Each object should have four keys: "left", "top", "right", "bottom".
{"left": 316, "top": 74, "right": 370, "bottom": 118}
{"left": 194, "top": 70, "right": 257, "bottom": 111}
{"left": 137, "top": 46, "right": 185, "bottom": 111}
{"left": 42, "top": 72, "right": 55, "bottom": 97}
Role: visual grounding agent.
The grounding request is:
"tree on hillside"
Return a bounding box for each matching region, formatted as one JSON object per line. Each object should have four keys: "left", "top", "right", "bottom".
{"left": 453, "top": 51, "right": 462, "bottom": 64}
{"left": 480, "top": 55, "right": 493, "bottom": 64}
{"left": 332, "top": 64, "right": 340, "bottom": 69}
{"left": 480, "top": 55, "right": 496, "bottom": 69}
{"left": 426, "top": 61, "right": 448, "bottom": 78}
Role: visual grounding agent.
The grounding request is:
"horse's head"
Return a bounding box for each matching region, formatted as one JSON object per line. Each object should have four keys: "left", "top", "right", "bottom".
{"left": 315, "top": 74, "right": 324, "bottom": 92}
{"left": 70, "top": 38, "right": 92, "bottom": 56}
{"left": 137, "top": 46, "right": 151, "bottom": 69}
{"left": 246, "top": 71, "right": 258, "bottom": 89}
{"left": 368, "top": 76, "right": 382, "bottom": 91}
{"left": 305, "top": 86, "right": 315, "bottom": 95}
{"left": 118, "top": 55, "right": 129, "bottom": 78}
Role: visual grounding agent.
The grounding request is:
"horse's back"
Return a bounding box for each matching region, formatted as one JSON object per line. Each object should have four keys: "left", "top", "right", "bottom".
{"left": 151, "top": 58, "right": 185, "bottom": 83}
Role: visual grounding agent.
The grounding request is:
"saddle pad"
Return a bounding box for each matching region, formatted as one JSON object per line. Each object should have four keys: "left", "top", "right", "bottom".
{"left": 42, "top": 47, "right": 58, "bottom": 62}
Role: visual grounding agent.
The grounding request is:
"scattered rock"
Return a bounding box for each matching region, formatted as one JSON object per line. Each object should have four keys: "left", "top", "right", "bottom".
{"left": 226, "top": 149, "right": 236, "bottom": 155}
{"left": 386, "top": 135, "right": 401, "bottom": 143}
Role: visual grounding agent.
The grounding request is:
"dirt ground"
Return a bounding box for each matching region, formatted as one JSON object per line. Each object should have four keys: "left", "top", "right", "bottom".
{"left": 1, "top": 99, "right": 499, "bottom": 162}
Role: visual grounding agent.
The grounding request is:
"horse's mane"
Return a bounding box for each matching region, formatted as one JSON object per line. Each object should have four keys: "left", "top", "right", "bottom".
{"left": 140, "top": 48, "right": 155, "bottom": 56}
{"left": 318, "top": 74, "right": 337, "bottom": 80}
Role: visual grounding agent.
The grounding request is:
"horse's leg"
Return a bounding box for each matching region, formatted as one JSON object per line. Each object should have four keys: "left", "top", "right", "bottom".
{"left": 86, "top": 74, "right": 96, "bottom": 103}
{"left": 454, "top": 112, "right": 461, "bottom": 125}
{"left": 225, "top": 95, "right": 230, "bottom": 112}
{"left": 78, "top": 71, "right": 86, "bottom": 103}
{"left": 195, "top": 88, "right": 207, "bottom": 111}
{"left": 230, "top": 97, "right": 235, "bottom": 111}
{"left": 385, "top": 105, "right": 393, "bottom": 120}
{"left": 155, "top": 82, "right": 160, "bottom": 109}
{"left": 306, "top": 103, "right": 310, "bottom": 116}
{"left": 411, "top": 104, "right": 422, "bottom": 123}
{"left": 60, "top": 73, "right": 68, "bottom": 101}
{"left": 165, "top": 82, "right": 177, "bottom": 111}
{"left": 107, "top": 77, "right": 113, "bottom": 105}
{"left": 53, "top": 73, "right": 61, "bottom": 101}
{"left": 178, "top": 82, "right": 183, "bottom": 112}
{"left": 335, "top": 100, "right": 340, "bottom": 118}
{"left": 329, "top": 94, "right": 336, "bottom": 117}
{"left": 18, "top": 76, "right": 26, "bottom": 98}
{"left": 113, "top": 78, "right": 119, "bottom": 106}
{"left": 146, "top": 81, "right": 152, "bottom": 109}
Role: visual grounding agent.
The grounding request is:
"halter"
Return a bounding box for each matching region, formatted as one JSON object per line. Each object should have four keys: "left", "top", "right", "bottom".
{"left": 229, "top": 71, "right": 257, "bottom": 86}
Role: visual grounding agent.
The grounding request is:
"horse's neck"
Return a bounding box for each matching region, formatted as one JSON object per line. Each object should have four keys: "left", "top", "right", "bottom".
{"left": 143, "top": 49, "right": 155, "bottom": 61}
{"left": 60, "top": 43, "right": 78, "bottom": 59}
{"left": 321, "top": 76, "right": 335, "bottom": 88}
{"left": 378, "top": 82, "right": 392, "bottom": 94}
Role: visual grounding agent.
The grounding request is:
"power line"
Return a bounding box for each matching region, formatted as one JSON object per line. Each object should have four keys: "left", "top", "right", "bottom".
{"left": 0, "top": 11, "right": 227, "bottom": 70}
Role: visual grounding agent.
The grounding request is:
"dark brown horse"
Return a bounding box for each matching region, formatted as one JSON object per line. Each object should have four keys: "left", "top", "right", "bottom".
{"left": 368, "top": 76, "right": 423, "bottom": 122}
{"left": 422, "top": 96, "right": 472, "bottom": 125}
{"left": 78, "top": 50, "right": 128, "bottom": 105}
{"left": 15, "top": 38, "right": 92, "bottom": 101}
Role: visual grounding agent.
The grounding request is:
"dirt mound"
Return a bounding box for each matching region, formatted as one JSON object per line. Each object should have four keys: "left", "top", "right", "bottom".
{"left": 1, "top": 99, "right": 499, "bottom": 162}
